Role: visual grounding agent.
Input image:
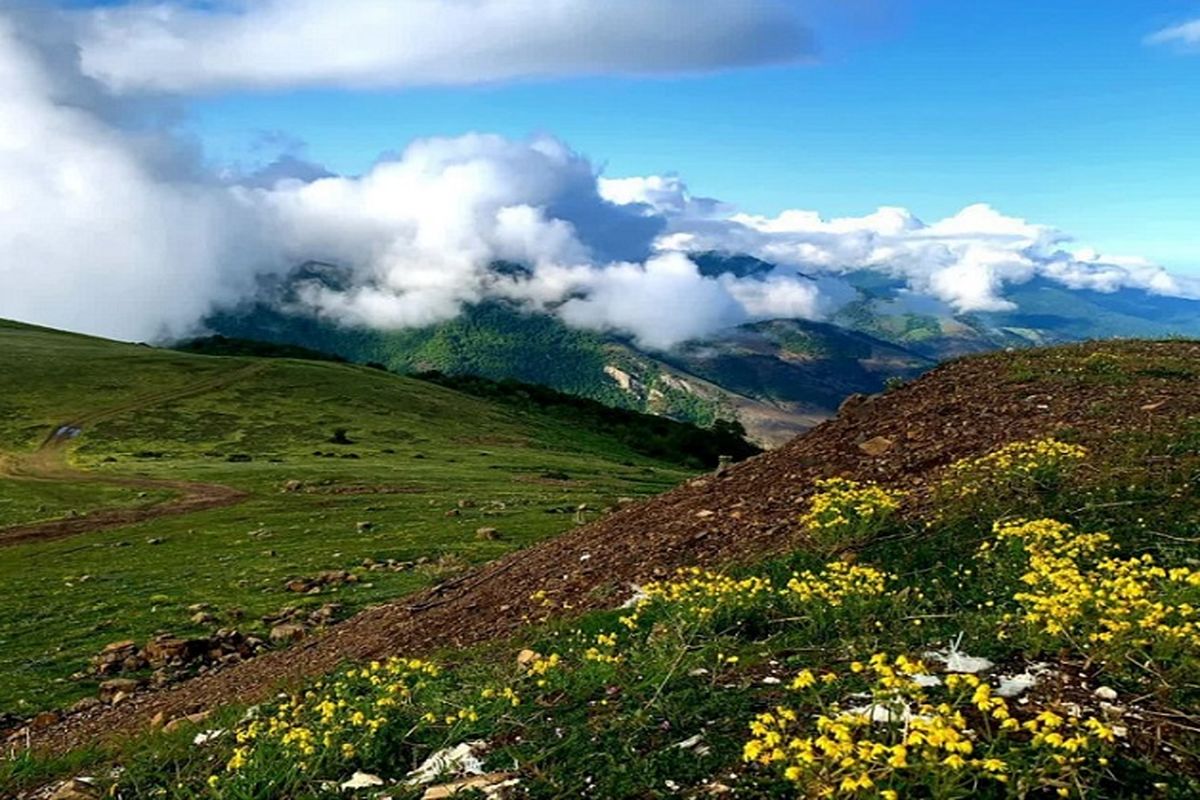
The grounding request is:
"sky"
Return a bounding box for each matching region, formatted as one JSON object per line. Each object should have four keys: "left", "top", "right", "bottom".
{"left": 1, "top": 0, "right": 1198, "bottom": 345}
{"left": 181, "top": 0, "right": 1200, "bottom": 272}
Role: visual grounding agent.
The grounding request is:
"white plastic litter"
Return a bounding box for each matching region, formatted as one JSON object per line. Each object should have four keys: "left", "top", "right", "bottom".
{"left": 341, "top": 771, "right": 385, "bottom": 790}
{"left": 406, "top": 741, "right": 488, "bottom": 785}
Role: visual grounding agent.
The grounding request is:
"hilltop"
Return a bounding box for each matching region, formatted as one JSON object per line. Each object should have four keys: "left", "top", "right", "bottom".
{"left": 0, "top": 318, "right": 753, "bottom": 722}
{"left": 8, "top": 339, "right": 1200, "bottom": 798}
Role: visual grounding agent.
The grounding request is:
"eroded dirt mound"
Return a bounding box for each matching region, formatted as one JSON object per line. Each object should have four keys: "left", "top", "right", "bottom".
{"left": 23, "top": 341, "right": 1200, "bottom": 755}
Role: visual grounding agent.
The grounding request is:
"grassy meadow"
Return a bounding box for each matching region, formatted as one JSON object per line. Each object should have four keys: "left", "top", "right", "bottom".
{"left": 0, "top": 320, "right": 696, "bottom": 717}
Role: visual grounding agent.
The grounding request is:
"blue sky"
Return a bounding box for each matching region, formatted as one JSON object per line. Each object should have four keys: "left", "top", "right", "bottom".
{"left": 173, "top": 1, "right": 1200, "bottom": 272}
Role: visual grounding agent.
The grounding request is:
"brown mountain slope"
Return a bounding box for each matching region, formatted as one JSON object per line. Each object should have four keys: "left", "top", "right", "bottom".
{"left": 23, "top": 340, "right": 1200, "bottom": 755}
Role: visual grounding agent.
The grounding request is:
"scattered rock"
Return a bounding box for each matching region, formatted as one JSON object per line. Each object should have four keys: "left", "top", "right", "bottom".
{"left": 190, "top": 611, "right": 216, "bottom": 625}
{"left": 98, "top": 678, "right": 141, "bottom": 704}
{"left": 475, "top": 527, "right": 501, "bottom": 541}
{"left": 858, "top": 436, "right": 895, "bottom": 457}
{"left": 31, "top": 710, "right": 60, "bottom": 729}
{"left": 162, "top": 711, "right": 210, "bottom": 733}
{"left": 71, "top": 697, "right": 102, "bottom": 713}
{"left": 356, "top": 521, "right": 374, "bottom": 532}
{"left": 838, "top": 392, "right": 870, "bottom": 416}
{"left": 1094, "top": 686, "right": 1119, "bottom": 702}
{"left": 269, "top": 623, "right": 307, "bottom": 645}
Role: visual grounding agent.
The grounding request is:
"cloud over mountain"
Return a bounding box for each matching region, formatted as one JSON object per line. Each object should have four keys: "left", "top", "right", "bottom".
{"left": 0, "top": 5, "right": 1194, "bottom": 351}
{"left": 78, "top": 0, "right": 814, "bottom": 93}
{"left": 606, "top": 178, "right": 1198, "bottom": 313}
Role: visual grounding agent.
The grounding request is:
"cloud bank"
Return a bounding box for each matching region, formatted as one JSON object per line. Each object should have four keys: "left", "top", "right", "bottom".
{"left": 0, "top": 5, "right": 1195, "bottom": 352}
{"left": 602, "top": 177, "right": 1196, "bottom": 314}
{"left": 78, "top": 0, "right": 814, "bottom": 93}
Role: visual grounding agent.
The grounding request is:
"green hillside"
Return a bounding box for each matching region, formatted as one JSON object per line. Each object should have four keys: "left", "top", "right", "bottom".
{"left": 204, "top": 295, "right": 929, "bottom": 446}
{"left": 0, "top": 319, "right": 713, "bottom": 716}
{"left": 9, "top": 339, "right": 1200, "bottom": 799}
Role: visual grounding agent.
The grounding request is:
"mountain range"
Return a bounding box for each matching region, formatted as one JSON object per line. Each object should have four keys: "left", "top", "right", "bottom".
{"left": 197, "top": 255, "right": 1200, "bottom": 446}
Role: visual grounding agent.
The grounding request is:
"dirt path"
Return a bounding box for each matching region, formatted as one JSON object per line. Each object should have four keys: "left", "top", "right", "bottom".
{"left": 20, "top": 340, "right": 1200, "bottom": 757}
{"left": 0, "top": 364, "right": 266, "bottom": 547}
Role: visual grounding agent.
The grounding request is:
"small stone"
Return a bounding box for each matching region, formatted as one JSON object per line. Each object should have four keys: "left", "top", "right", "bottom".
{"left": 1094, "top": 686, "right": 1119, "bottom": 701}
{"left": 516, "top": 649, "right": 540, "bottom": 669}
{"left": 162, "top": 711, "right": 209, "bottom": 733}
{"left": 31, "top": 710, "right": 60, "bottom": 729}
{"left": 71, "top": 697, "right": 102, "bottom": 713}
{"left": 858, "top": 436, "right": 894, "bottom": 457}
{"left": 269, "top": 623, "right": 307, "bottom": 644}
{"left": 695, "top": 509, "right": 715, "bottom": 518}
{"left": 475, "top": 527, "right": 501, "bottom": 541}
{"left": 356, "top": 521, "right": 374, "bottom": 532}
{"left": 98, "top": 678, "right": 141, "bottom": 703}
{"left": 190, "top": 611, "right": 215, "bottom": 625}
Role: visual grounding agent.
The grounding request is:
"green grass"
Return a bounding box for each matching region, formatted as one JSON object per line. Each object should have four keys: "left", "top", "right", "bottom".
{"left": 14, "top": 423, "right": 1200, "bottom": 798}
{"left": 0, "top": 480, "right": 175, "bottom": 528}
{"left": 0, "top": 320, "right": 700, "bottom": 716}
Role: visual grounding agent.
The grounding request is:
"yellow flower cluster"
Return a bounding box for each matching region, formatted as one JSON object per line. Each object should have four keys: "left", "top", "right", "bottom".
{"left": 785, "top": 561, "right": 890, "bottom": 606}
{"left": 798, "top": 477, "right": 904, "bottom": 549}
{"left": 991, "top": 518, "right": 1200, "bottom": 657}
{"left": 639, "top": 567, "right": 774, "bottom": 620}
{"left": 584, "top": 632, "right": 623, "bottom": 664}
{"left": 745, "top": 654, "right": 1115, "bottom": 798}
{"left": 942, "top": 438, "right": 1087, "bottom": 499}
{"left": 223, "top": 657, "right": 442, "bottom": 776}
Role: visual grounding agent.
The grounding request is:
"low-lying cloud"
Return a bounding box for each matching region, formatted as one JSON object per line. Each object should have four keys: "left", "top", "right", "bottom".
{"left": 607, "top": 178, "right": 1197, "bottom": 314}
{"left": 0, "top": 5, "right": 1195, "bottom": 352}
{"left": 78, "top": 0, "right": 814, "bottom": 93}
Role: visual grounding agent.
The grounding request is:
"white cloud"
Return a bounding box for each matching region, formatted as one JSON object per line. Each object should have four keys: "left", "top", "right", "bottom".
{"left": 1, "top": 6, "right": 1195, "bottom": 354}
{"left": 1146, "top": 18, "right": 1200, "bottom": 49}
{"left": 0, "top": 14, "right": 268, "bottom": 341}
{"left": 0, "top": 15, "right": 825, "bottom": 350}
{"left": 640, "top": 185, "right": 1200, "bottom": 313}
{"left": 79, "top": 0, "right": 814, "bottom": 93}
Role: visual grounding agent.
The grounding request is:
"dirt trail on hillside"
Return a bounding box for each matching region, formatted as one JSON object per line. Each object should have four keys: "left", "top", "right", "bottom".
{"left": 18, "top": 341, "right": 1200, "bottom": 756}
{"left": 0, "top": 364, "right": 265, "bottom": 547}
